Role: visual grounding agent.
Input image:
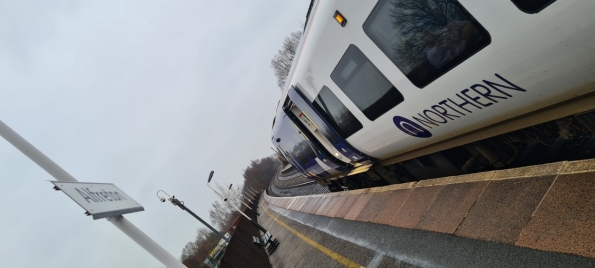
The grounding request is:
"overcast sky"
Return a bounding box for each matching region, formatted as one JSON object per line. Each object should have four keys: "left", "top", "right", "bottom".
{"left": 0, "top": 1, "right": 309, "bottom": 267}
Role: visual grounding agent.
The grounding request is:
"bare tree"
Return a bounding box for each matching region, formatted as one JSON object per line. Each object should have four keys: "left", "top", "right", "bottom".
{"left": 242, "top": 156, "right": 280, "bottom": 191}
{"left": 209, "top": 201, "right": 231, "bottom": 230}
{"left": 271, "top": 31, "right": 303, "bottom": 90}
{"left": 207, "top": 182, "right": 245, "bottom": 230}
{"left": 181, "top": 241, "right": 202, "bottom": 268}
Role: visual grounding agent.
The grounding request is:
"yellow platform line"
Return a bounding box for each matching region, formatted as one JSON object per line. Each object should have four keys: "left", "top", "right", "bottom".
{"left": 263, "top": 205, "right": 364, "bottom": 268}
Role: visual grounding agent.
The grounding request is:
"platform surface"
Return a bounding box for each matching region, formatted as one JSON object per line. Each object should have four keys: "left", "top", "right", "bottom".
{"left": 260, "top": 159, "right": 595, "bottom": 267}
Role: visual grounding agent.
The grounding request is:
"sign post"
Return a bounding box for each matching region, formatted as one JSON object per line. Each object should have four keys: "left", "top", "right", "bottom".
{"left": 0, "top": 119, "right": 185, "bottom": 268}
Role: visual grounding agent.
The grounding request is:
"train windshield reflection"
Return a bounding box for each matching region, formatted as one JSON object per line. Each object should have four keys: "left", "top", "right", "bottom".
{"left": 364, "top": 0, "right": 491, "bottom": 88}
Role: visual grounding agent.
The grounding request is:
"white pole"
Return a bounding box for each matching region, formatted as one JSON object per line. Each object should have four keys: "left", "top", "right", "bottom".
{"left": 244, "top": 190, "right": 257, "bottom": 199}
{"left": 248, "top": 186, "right": 259, "bottom": 195}
{"left": 239, "top": 189, "right": 256, "bottom": 202}
{"left": 230, "top": 186, "right": 255, "bottom": 204}
{"left": 0, "top": 120, "right": 185, "bottom": 268}
{"left": 108, "top": 216, "right": 187, "bottom": 268}
{"left": 240, "top": 194, "right": 255, "bottom": 205}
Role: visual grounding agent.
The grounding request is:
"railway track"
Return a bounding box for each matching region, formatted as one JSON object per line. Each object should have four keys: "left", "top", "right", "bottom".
{"left": 269, "top": 168, "right": 331, "bottom": 197}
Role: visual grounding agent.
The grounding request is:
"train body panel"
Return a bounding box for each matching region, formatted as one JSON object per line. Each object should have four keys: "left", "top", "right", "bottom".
{"left": 272, "top": 0, "right": 595, "bottom": 182}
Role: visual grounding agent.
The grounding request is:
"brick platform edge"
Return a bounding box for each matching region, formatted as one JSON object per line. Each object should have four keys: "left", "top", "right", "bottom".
{"left": 263, "top": 159, "right": 595, "bottom": 259}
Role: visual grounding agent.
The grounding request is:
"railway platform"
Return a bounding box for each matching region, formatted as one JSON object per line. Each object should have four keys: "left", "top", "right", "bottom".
{"left": 259, "top": 159, "right": 595, "bottom": 267}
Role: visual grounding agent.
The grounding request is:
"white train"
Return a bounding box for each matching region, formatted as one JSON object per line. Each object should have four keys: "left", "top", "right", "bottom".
{"left": 272, "top": 0, "right": 595, "bottom": 190}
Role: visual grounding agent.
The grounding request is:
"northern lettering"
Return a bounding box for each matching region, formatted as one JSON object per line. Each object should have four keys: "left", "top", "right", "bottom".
{"left": 398, "top": 74, "right": 526, "bottom": 137}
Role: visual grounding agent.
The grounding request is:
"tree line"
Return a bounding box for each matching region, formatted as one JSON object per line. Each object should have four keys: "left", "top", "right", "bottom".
{"left": 270, "top": 30, "right": 302, "bottom": 90}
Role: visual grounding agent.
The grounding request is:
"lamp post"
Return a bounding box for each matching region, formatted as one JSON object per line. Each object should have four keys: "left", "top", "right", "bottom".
{"left": 157, "top": 190, "right": 229, "bottom": 243}
{"left": 207, "top": 171, "right": 268, "bottom": 233}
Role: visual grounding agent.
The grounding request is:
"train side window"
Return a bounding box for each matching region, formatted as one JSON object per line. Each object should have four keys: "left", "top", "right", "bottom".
{"left": 511, "top": 0, "right": 556, "bottom": 13}
{"left": 363, "top": 0, "right": 491, "bottom": 88}
{"left": 312, "top": 86, "right": 363, "bottom": 139}
{"left": 330, "top": 45, "right": 404, "bottom": 121}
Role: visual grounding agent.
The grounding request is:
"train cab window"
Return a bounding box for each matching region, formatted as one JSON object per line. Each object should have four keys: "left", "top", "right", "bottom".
{"left": 285, "top": 141, "right": 309, "bottom": 166}
{"left": 312, "top": 86, "right": 363, "bottom": 139}
{"left": 363, "top": 0, "right": 491, "bottom": 88}
{"left": 322, "top": 130, "right": 339, "bottom": 145}
{"left": 330, "top": 45, "right": 404, "bottom": 121}
{"left": 293, "top": 133, "right": 317, "bottom": 159}
{"left": 511, "top": 0, "right": 556, "bottom": 13}
{"left": 293, "top": 146, "right": 310, "bottom": 165}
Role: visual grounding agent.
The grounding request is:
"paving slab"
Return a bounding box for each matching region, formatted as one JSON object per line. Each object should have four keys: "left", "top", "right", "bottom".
{"left": 371, "top": 188, "right": 414, "bottom": 225}
{"left": 300, "top": 197, "right": 315, "bottom": 213}
{"left": 327, "top": 195, "right": 349, "bottom": 218}
{"left": 335, "top": 194, "right": 360, "bottom": 219}
{"left": 455, "top": 175, "right": 555, "bottom": 244}
{"left": 356, "top": 191, "right": 393, "bottom": 222}
{"left": 297, "top": 197, "right": 309, "bottom": 211}
{"left": 561, "top": 158, "right": 595, "bottom": 174}
{"left": 344, "top": 193, "right": 374, "bottom": 221}
{"left": 416, "top": 181, "right": 489, "bottom": 234}
{"left": 314, "top": 196, "right": 331, "bottom": 215}
{"left": 390, "top": 185, "right": 444, "bottom": 228}
{"left": 308, "top": 197, "right": 324, "bottom": 214}
{"left": 516, "top": 171, "right": 595, "bottom": 258}
{"left": 302, "top": 197, "right": 317, "bottom": 214}
{"left": 283, "top": 198, "right": 292, "bottom": 209}
{"left": 491, "top": 162, "right": 566, "bottom": 180}
{"left": 319, "top": 196, "right": 338, "bottom": 216}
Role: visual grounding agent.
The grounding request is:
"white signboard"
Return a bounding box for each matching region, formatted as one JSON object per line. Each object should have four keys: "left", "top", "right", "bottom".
{"left": 51, "top": 181, "right": 144, "bottom": 220}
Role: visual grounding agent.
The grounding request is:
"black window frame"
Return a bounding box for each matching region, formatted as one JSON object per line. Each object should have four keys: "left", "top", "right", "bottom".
{"left": 511, "top": 0, "right": 556, "bottom": 14}
{"left": 330, "top": 45, "right": 404, "bottom": 121}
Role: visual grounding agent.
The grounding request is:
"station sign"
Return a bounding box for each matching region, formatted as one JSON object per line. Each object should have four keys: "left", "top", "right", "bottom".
{"left": 51, "top": 181, "right": 144, "bottom": 220}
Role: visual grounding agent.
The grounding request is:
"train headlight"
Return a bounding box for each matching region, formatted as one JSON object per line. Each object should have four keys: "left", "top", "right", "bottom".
{"left": 333, "top": 11, "right": 346, "bottom": 27}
